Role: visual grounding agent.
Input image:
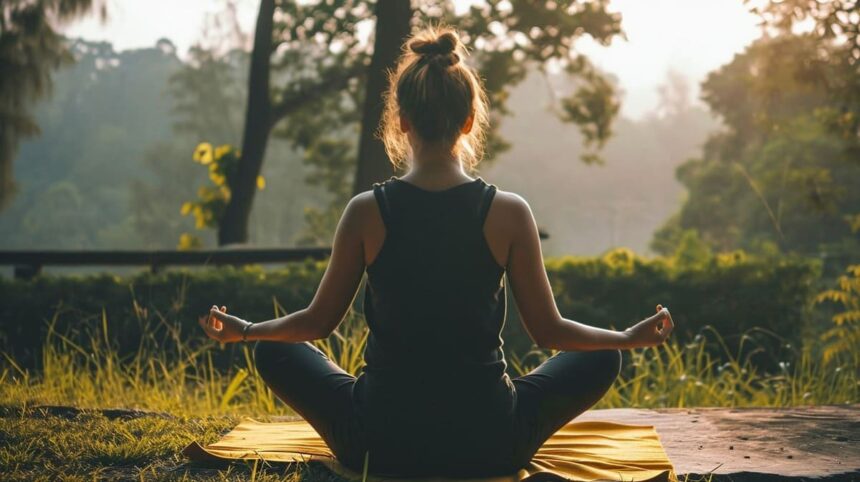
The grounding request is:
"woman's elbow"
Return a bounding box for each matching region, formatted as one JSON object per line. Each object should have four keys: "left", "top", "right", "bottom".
{"left": 309, "top": 318, "right": 338, "bottom": 340}
{"left": 534, "top": 336, "right": 563, "bottom": 351}
{"left": 296, "top": 306, "right": 338, "bottom": 340}
{"left": 527, "top": 322, "right": 560, "bottom": 350}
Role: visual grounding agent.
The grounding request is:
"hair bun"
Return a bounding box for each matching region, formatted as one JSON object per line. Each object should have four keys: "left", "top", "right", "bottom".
{"left": 409, "top": 31, "right": 458, "bottom": 56}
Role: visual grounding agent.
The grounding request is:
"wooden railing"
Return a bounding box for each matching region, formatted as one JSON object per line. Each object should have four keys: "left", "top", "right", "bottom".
{"left": 0, "top": 247, "right": 332, "bottom": 279}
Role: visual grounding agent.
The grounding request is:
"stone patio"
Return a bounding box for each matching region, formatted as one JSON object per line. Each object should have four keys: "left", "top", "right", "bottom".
{"left": 579, "top": 405, "right": 860, "bottom": 481}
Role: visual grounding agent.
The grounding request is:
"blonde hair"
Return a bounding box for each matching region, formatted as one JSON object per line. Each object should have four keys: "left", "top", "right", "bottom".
{"left": 378, "top": 26, "right": 490, "bottom": 172}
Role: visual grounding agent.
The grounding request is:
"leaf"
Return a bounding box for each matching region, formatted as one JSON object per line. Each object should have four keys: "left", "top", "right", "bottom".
{"left": 219, "top": 368, "right": 249, "bottom": 410}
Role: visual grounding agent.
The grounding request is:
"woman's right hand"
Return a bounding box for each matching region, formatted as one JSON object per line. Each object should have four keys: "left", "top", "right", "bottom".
{"left": 622, "top": 304, "right": 674, "bottom": 348}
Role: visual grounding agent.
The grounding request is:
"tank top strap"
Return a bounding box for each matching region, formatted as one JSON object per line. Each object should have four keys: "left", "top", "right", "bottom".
{"left": 372, "top": 177, "right": 397, "bottom": 230}
{"left": 475, "top": 181, "right": 497, "bottom": 225}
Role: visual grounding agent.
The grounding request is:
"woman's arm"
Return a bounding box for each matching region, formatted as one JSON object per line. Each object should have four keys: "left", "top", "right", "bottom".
{"left": 199, "top": 193, "right": 369, "bottom": 343}
{"left": 502, "top": 192, "right": 673, "bottom": 351}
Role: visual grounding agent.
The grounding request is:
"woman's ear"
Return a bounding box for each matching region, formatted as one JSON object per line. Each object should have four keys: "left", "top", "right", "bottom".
{"left": 461, "top": 112, "right": 475, "bottom": 134}
{"left": 399, "top": 114, "right": 411, "bottom": 133}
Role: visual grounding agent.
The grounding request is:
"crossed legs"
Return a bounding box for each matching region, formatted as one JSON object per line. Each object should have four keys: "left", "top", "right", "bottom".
{"left": 253, "top": 340, "right": 622, "bottom": 475}
{"left": 253, "top": 341, "right": 368, "bottom": 470}
{"left": 509, "top": 349, "right": 623, "bottom": 468}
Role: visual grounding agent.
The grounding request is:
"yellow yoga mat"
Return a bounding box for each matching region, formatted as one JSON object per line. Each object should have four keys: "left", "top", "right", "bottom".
{"left": 183, "top": 419, "right": 676, "bottom": 482}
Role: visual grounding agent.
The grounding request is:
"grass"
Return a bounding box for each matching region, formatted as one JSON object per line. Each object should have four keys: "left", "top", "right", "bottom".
{"left": 0, "top": 311, "right": 857, "bottom": 480}
{"left": 542, "top": 327, "right": 856, "bottom": 409}
{"left": 0, "top": 405, "right": 349, "bottom": 481}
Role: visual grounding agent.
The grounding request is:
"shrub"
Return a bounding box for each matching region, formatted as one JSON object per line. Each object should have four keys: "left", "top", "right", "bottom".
{"left": 1, "top": 249, "right": 821, "bottom": 370}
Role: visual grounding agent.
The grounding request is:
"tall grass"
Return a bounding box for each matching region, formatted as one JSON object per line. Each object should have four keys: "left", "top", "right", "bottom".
{"left": 1, "top": 311, "right": 856, "bottom": 417}
{"left": 585, "top": 327, "right": 854, "bottom": 408}
{"left": 1, "top": 311, "right": 283, "bottom": 416}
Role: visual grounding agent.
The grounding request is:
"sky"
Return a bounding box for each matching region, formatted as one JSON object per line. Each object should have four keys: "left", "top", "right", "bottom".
{"left": 62, "top": 0, "right": 763, "bottom": 120}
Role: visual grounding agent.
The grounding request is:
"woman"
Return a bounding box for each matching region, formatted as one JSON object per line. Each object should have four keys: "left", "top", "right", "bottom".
{"left": 199, "top": 26, "right": 674, "bottom": 478}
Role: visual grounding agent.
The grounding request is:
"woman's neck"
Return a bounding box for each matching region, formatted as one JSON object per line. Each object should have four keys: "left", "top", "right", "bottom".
{"left": 404, "top": 142, "right": 471, "bottom": 186}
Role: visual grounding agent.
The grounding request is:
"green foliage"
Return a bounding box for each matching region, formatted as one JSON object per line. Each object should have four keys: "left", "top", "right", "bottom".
{"left": 514, "top": 328, "right": 857, "bottom": 408}
{"left": 652, "top": 32, "right": 860, "bottom": 271}
{"left": 0, "top": 39, "right": 184, "bottom": 249}
{"left": 2, "top": 310, "right": 281, "bottom": 416}
{"left": 0, "top": 250, "right": 821, "bottom": 372}
{"left": 544, "top": 248, "right": 821, "bottom": 363}
{"left": 2, "top": 305, "right": 854, "bottom": 422}
{"left": 0, "top": 262, "right": 326, "bottom": 369}
{"left": 558, "top": 61, "right": 621, "bottom": 165}
{"left": 671, "top": 230, "right": 713, "bottom": 271}
{"left": 814, "top": 264, "right": 860, "bottom": 367}
{"left": 0, "top": 0, "right": 104, "bottom": 209}
{"left": 746, "top": 0, "right": 860, "bottom": 65}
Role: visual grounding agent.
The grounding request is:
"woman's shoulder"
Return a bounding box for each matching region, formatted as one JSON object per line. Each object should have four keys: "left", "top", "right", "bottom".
{"left": 344, "top": 189, "right": 379, "bottom": 220}
{"left": 345, "top": 181, "right": 533, "bottom": 224}
{"left": 489, "top": 186, "right": 533, "bottom": 219}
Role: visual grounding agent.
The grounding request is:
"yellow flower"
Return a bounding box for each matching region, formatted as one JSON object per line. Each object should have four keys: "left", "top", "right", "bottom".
{"left": 215, "top": 144, "right": 232, "bottom": 160}
{"left": 257, "top": 176, "right": 266, "bottom": 190}
{"left": 219, "top": 185, "right": 232, "bottom": 201}
{"left": 193, "top": 142, "right": 214, "bottom": 165}
{"left": 209, "top": 172, "right": 226, "bottom": 186}
{"left": 178, "top": 233, "right": 203, "bottom": 250}
{"left": 180, "top": 202, "right": 193, "bottom": 216}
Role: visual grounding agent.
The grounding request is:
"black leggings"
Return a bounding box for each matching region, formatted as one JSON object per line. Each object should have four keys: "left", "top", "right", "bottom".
{"left": 254, "top": 341, "right": 621, "bottom": 477}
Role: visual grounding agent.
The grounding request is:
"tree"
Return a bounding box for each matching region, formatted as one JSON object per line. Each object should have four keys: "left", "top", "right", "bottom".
{"left": 0, "top": 38, "right": 182, "bottom": 249}
{"left": 651, "top": 34, "right": 860, "bottom": 272}
{"left": 352, "top": 0, "right": 413, "bottom": 194}
{"left": 215, "top": 0, "right": 624, "bottom": 245}
{"left": 746, "top": 0, "right": 859, "bottom": 63}
{"left": 216, "top": 0, "right": 367, "bottom": 245}
{"left": 0, "top": 0, "right": 105, "bottom": 209}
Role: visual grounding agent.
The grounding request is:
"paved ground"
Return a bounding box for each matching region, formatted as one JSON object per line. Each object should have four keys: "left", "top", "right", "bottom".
{"left": 579, "top": 405, "right": 860, "bottom": 481}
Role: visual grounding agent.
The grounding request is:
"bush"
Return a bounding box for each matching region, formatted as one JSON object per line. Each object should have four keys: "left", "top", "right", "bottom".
{"left": 1, "top": 250, "right": 821, "bottom": 370}
{"left": 1, "top": 260, "right": 327, "bottom": 368}
{"left": 543, "top": 248, "right": 821, "bottom": 367}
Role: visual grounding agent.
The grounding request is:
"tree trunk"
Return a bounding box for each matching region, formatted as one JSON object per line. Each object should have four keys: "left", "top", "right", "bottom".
{"left": 218, "top": 0, "right": 275, "bottom": 246}
{"left": 351, "top": 0, "right": 413, "bottom": 196}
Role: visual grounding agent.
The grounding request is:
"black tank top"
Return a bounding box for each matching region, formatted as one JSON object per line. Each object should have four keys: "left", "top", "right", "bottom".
{"left": 354, "top": 175, "right": 516, "bottom": 427}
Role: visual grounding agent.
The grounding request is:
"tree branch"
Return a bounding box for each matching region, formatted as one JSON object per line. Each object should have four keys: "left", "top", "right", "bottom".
{"left": 268, "top": 62, "right": 365, "bottom": 129}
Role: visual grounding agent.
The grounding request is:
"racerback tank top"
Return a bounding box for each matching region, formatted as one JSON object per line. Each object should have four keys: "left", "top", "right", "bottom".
{"left": 354, "top": 175, "right": 516, "bottom": 430}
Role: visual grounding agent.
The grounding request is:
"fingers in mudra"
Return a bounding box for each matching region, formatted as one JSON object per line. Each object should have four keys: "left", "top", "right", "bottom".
{"left": 654, "top": 304, "right": 674, "bottom": 341}
{"left": 214, "top": 305, "right": 227, "bottom": 330}
{"left": 197, "top": 305, "right": 228, "bottom": 340}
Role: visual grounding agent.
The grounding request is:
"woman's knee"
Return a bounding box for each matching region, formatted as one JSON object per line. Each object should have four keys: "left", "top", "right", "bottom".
{"left": 253, "top": 341, "right": 279, "bottom": 379}
{"left": 253, "top": 341, "right": 309, "bottom": 379}
{"left": 591, "top": 349, "right": 622, "bottom": 387}
{"left": 253, "top": 340, "right": 279, "bottom": 364}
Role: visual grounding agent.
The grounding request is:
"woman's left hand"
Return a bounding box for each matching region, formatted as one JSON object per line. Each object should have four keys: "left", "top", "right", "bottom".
{"left": 198, "top": 305, "right": 250, "bottom": 343}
